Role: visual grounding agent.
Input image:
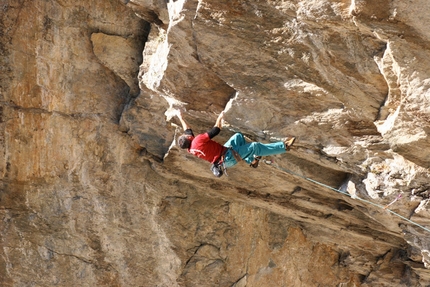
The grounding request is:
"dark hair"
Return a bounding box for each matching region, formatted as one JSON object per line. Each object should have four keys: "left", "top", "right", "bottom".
{"left": 178, "top": 135, "right": 192, "bottom": 149}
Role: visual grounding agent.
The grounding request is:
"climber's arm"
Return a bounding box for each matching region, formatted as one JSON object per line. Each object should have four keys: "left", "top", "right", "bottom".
{"left": 207, "top": 111, "right": 224, "bottom": 139}
{"left": 176, "top": 110, "right": 191, "bottom": 131}
{"left": 214, "top": 111, "right": 224, "bottom": 129}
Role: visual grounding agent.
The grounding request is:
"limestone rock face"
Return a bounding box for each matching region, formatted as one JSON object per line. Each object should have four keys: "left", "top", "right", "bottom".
{"left": 1, "top": 0, "right": 430, "bottom": 286}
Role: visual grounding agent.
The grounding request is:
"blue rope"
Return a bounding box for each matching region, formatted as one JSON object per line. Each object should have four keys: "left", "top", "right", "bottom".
{"left": 270, "top": 162, "right": 430, "bottom": 234}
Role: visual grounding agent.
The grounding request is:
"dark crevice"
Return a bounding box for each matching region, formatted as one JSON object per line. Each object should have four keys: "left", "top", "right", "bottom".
{"left": 89, "top": 14, "right": 150, "bottom": 124}
{"left": 0, "top": 100, "right": 108, "bottom": 121}
{"left": 336, "top": 200, "right": 354, "bottom": 211}
{"left": 181, "top": 243, "right": 222, "bottom": 276}
{"left": 230, "top": 273, "right": 247, "bottom": 287}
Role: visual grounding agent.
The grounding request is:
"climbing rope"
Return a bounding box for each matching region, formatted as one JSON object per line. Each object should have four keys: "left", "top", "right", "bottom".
{"left": 265, "top": 160, "right": 430, "bottom": 235}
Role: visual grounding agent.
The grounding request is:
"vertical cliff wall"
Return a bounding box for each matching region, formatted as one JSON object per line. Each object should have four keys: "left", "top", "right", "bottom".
{"left": 1, "top": 0, "right": 430, "bottom": 286}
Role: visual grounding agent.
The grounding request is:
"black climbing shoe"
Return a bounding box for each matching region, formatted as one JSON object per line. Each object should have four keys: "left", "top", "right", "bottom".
{"left": 250, "top": 156, "right": 262, "bottom": 168}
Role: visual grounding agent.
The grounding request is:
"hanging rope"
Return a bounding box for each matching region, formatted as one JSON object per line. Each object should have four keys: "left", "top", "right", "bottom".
{"left": 265, "top": 160, "right": 430, "bottom": 234}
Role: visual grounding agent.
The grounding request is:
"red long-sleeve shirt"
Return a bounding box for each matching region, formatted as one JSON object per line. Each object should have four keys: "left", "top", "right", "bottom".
{"left": 186, "top": 127, "right": 227, "bottom": 164}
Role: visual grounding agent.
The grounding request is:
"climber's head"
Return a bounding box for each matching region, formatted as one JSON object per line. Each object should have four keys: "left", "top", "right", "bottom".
{"left": 178, "top": 134, "right": 194, "bottom": 149}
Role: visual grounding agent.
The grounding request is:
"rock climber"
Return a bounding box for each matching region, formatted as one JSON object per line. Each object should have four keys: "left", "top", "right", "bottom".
{"left": 175, "top": 110, "right": 295, "bottom": 177}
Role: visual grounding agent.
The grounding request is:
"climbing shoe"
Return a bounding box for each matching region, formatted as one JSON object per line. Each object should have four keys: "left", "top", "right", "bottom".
{"left": 250, "top": 156, "right": 262, "bottom": 168}
{"left": 284, "top": 137, "right": 296, "bottom": 151}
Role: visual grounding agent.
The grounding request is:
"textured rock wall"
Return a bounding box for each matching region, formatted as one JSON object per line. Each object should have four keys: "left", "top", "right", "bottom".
{"left": 1, "top": 0, "right": 430, "bottom": 286}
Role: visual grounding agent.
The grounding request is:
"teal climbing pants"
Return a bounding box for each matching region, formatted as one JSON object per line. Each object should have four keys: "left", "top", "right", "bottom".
{"left": 223, "top": 133, "right": 286, "bottom": 168}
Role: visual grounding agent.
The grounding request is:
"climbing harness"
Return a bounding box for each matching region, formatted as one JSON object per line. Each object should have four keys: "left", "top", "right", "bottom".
{"left": 265, "top": 160, "right": 430, "bottom": 234}
{"left": 222, "top": 162, "right": 228, "bottom": 176}
{"left": 215, "top": 148, "right": 242, "bottom": 177}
